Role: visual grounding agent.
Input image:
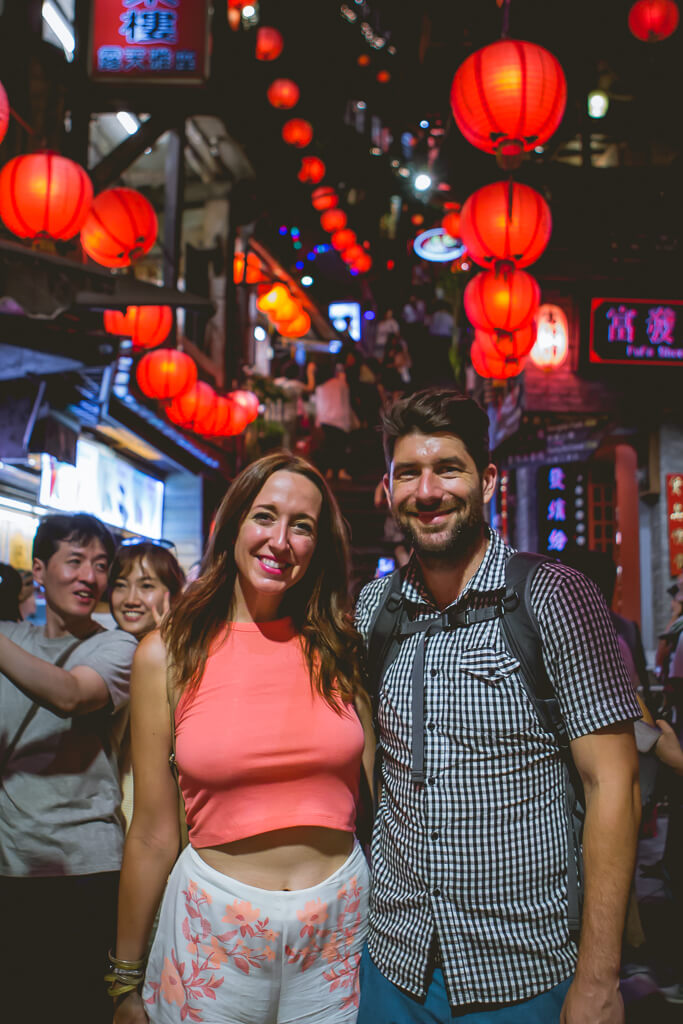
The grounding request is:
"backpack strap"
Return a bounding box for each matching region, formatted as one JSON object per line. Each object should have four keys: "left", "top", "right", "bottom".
{"left": 365, "top": 567, "right": 407, "bottom": 719}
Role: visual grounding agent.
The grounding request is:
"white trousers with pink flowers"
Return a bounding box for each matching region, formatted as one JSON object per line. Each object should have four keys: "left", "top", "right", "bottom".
{"left": 142, "top": 841, "right": 369, "bottom": 1024}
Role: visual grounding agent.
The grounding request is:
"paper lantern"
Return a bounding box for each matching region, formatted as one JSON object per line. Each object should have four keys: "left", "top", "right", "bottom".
{"left": 136, "top": 348, "right": 197, "bottom": 400}
{"left": 220, "top": 398, "right": 250, "bottom": 436}
{"left": 255, "top": 26, "right": 284, "bottom": 61}
{"left": 341, "top": 244, "right": 365, "bottom": 265}
{"left": 234, "top": 252, "right": 269, "bottom": 284}
{"left": 312, "top": 186, "right": 338, "bottom": 211}
{"left": 257, "top": 284, "right": 300, "bottom": 322}
{"left": 80, "top": 187, "right": 157, "bottom": 268}
{"left": 376, "top": 70, "right": 391, "bottom": 84}
{"left": 267, "top": 78, "right": 300, "bottom": 110}
{"left": 0, "top": 152, "right": 93, "bottom": 241}
{"left": 351, "top": 252, "right": 373, "bottom": 274}
{"left": 451, "top": 39, "right": 566, "bottom": 168}
{"left": 320, "top": 208, "right": 347, "bottom": 232}
{"left": 0, "top": 81, "right": 9, "bottom": 146}
{"left": 470, "top": 341, "right": 525, "bottom": 379}
{"left": 278, "top": 310, "right": 310, "bottom": 338}
{"left": 331, "top": 228, "right": 357, "bottom": 252}
{"left": 442, "top": 208, "right": 461, "bottom": 239}
{"left": 230, "top": 389, "right": 260, "bottom": 423}
{"left": 282, "top": 118, "right": 313, "bottom": 148}
{"left": 104, "top": 305, "right": 173, "bottom": 349}
{"left": 460, "top": 181, "right": 552, "bottom": 270}
{"left": 628, "top": 0, "right": 679, "bottom": 39}
{"left": 474, "top": 323, "right": 537, "bottom": 361}
{"left": 529, "top": 303, "right": 569, "bottom": 369}
{"left": 464, "top": 267, "right": 540, "bottom": 334}
{"left": 357, "top": 54, "right": 371, "bottom": 67}
{"left": 166, "top": 381, "right": 217, "bottom": 432}
{"left": 298, "top": 156, "right": 326, "bottom": 184}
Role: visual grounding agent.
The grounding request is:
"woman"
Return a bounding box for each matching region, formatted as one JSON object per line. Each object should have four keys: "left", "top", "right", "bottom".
{"left": 110, "top": 453, "right": 374, "bottom": 1024}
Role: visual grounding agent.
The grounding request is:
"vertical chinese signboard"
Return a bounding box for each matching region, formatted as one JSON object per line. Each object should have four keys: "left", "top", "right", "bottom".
{"left": 536, "top": 463, "right": 588, "bottom": 555}
{"left": 589, "top": 298, "right": 683, "bottom": 367}
{"left": 89, "top": 0, "right": 211, "bottom": 84}
{"left": 666, "top": 475, "right": 683, "bottom": 576}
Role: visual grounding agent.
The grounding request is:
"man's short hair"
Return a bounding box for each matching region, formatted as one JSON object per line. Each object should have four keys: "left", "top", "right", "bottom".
{"left": 33, "top": 513, "right": 116, "bottom": 567}
{"left": 382, "top": 388, "right": 491, "bottom": 473}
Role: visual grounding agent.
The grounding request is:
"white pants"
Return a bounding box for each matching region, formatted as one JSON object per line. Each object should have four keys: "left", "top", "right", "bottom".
{"left": 143, "top": 841, "right": 370, "bottom": 1024}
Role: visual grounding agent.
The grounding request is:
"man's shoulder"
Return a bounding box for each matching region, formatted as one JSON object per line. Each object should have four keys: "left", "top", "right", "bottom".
{"left": 81, "top": 627, "right": 137, "bottom": 656}
{"left": 0, "top": 619, "right": 36, "bottom": 645}
{"left": 355, "top": 574, "right": 396, "bottom": 639}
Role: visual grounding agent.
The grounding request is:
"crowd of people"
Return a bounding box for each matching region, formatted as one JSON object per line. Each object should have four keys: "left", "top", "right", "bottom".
{"left": 0, "top": 387, "right": 682, "bottom": 1024}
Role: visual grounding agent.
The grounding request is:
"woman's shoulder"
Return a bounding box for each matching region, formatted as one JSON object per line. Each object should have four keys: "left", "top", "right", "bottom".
{"left": 134, "top": 629, "right": 167, "bottom": 670}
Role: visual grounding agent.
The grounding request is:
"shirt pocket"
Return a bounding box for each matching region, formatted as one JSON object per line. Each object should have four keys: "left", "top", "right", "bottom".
{"left": 448, "top": 648, "right": 540, "bottom": 741}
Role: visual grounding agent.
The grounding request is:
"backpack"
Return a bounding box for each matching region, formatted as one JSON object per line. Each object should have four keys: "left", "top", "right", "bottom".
{"left": 364, "top": 551, "right": 585, "bottom": 941}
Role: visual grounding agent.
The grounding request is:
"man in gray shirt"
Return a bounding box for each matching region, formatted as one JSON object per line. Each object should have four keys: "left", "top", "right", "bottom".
{"left": 0, "top": 512, "right": 137, "bottom": 1023}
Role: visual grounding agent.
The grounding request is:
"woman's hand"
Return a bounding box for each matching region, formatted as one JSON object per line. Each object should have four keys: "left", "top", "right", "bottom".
{"left": 150, "top": 590, "right": 171, "bottom": 628}
{"left": 113, "top": 990, "right": 148, "bottom": 1023}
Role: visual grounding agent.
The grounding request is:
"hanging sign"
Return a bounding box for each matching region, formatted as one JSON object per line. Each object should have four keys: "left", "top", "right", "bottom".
{"left": 413, "top": 228, "right": 466, "bottom": 263}
{"left": 89, "top": 0, "right": 211, "bottom": 84}
{"left": 589, "top": 297, "right": 683, "bottom": 367}
{"left": 536, "top": 462, "right": 587, "bottom": 554}
{"left": 666, "top": 474, "right": 683, "bottom": 576}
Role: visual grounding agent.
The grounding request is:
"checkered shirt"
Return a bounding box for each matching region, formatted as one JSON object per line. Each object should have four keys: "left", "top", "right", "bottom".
{"left": 355, "top": 528, "right": 641, "bottom": 1008}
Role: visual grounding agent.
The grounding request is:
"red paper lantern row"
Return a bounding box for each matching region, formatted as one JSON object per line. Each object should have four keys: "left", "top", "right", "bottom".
{"left": 475, "top": 323, "right": 537, "bottom": 361}
{"left": 298, "top": 156, "right": 326, "bottom": 184}
{"left": 460, "top": 181, "right": 552, "bottom": 270}
{"left": 0, "top": 152, "right": 93, "bottom": 240}
{"left": 255, "top": 26, "right": 284, "bottom": 61}
{"left": 216, "top": 397, "right": 250, "bottom": 436}
{"left": 311, "top": 186, "right": 338, "bottom": 211}
{"left": 331, "top": 228, "right": 357, "bottom": 252}
{"left": 278, "top": 309, "right": 311, "bottom": 338}
{"left": 451, "top": 39, "right": 567, "bottom": 167}
{"left": 230, "top": 389, "right": 260, "bottom": 423}
{"left": 376, "top": 70, "right": 391, "bottom": 83}
{"left": 136, "top": 348, "right": 197, "bottom": 400}
{"left": 103, "top": 305, "right": 173, "bottom": 349}
{"left": 470, "top": 340, "right": 526, "bottom": 380}
{"left": 351, "top": 251, "right": 372, "bottom": 274}
{"left": 234, "top": 251, "right": 269, "bottom": 284}
{"left": 341, "top": 244, "right": 365, "bottom": 265}
{"left": 282, "top": 118, "right": 313, "bottom": 148}
{"left": 166, "top": 381, "right": 217, "bottom": 432}
{"left": 0, "top": 80, "right": 9, "bottom": 146}
{"left": 628, "top": 0, "right": 679, "bottom": 39}
{"left": 320, "top": 208, "right": 347, "bottom": 232}
{"left": 81, "top": 187, "right": 157, "bottom": 268}
{"left": 267, "top": 78, "right": 300, "bottom": 110}
{"left": 464, "top": 267, "right": 540, "bottom": 334}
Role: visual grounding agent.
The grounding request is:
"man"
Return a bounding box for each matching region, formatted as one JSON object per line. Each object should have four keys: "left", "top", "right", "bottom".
{"left": 355, "top": 389, "right": 641, "bottom": 1023}
{"left": 0, "top": 513, "right": 137, "bottom": 1023}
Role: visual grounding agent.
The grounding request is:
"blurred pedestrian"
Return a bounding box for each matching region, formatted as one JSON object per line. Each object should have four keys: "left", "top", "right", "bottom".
{"left": 0, "top": 563, "right": 22, "bottom": 622}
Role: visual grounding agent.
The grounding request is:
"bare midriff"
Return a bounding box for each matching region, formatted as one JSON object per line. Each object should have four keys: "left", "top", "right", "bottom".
{"left": 195, "top": 826, "right": 354, "bottom": 891}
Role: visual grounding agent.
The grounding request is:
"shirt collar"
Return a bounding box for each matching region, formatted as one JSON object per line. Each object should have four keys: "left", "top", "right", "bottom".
{"left": 402, "top": 527, "right": 513, "bottom": 612}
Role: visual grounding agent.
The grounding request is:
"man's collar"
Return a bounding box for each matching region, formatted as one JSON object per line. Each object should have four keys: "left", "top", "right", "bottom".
{"left": 402, "top": 527, "right": 511, "bottom": 612}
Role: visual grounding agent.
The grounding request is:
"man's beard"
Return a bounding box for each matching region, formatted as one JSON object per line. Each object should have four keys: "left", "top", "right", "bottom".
{"left": 394, "top": 491, "right": 485, "bottom": 563}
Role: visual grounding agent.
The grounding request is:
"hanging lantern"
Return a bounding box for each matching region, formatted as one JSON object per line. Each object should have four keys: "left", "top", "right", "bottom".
{"left": 331, "top": 228, "right": 357, "bottom": 252}
{"left": 0, "top": 152, "right": 93, "bottom": 241}
{"left": 628, "top": 0, "right": 679, "bottom": 39}
{"left": 320, "top": 208, "right": 347, "bottom": 232}
{"left": 166, "top": 381, "right": 217, "bottom": 432}
{"left": 278, "top": 310, "right": 311, "bottom": 338}
{"left": 460, "top": 181, "right": 552, "bottom": 270}
{"left": 230, "top": 389, "right": 260, "bottom": 423}
{"left": 357, "top": 54, "right": 371, "bottom": 67}
{"left": 103, "top": 305, "right": 173, "bottom": 349}
{"left": 298, "top": 156, "right": 326, "bottom": 184}
{"left": 233, "top": 252, "right": 269, "bottom": 284}
{"left": 282, "top": 118, "right": 313, "bottom": 148}
{"left": 474, "top": 323, "right": 537, "bottom": 361}
{"left": 470, "top": 341, "right": 525, "bottom": 380}
{"left": 376, "top": 70, "right": 391, "bottom": 84}
{"left": 352, "top": 251, "right": 373, "bottom": 274}
{"left": 136, "top": 348, "right": 197, "bottom": 400}
{"left": 442, "top": 208, "right": 461, "bottom": 239}
{"left": 0, "top": 81, "right": 9, "bottom": 146}
{"left": 255, "top": 26, "right": 284, "bottom": 61}
{"left": 220, "top": 398, "right": 250, "bottom": 436}
{"left": 311, "top": 186, "right": 338, "bottom": 211}
{"left": 81, "top": 187, "right": 157, "bottom": 268}
{"left": 267, "top": 78, "right": 300, "bottom": 110}
{"left": 464, "top": 267, "right": 540, "bottom": 334}
{"left": 257, "top": 283, "right": 300, "bottom": 322}
{"left": 450, "top": 39, "right": 567, "bottom": 169}
{"left": 341, "top": 244, "right": 365, "bottom": 265}
{"left": 529, "top": 303, "right": 569, "bottom": 370}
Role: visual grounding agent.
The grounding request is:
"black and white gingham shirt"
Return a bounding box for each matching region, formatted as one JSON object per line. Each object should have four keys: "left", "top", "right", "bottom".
{"left": 355, "top": 528, "right": 641, "bottom": 1008}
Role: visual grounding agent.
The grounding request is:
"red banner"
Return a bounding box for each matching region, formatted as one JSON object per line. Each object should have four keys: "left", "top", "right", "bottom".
{"left": 89, "top": 0, "right": 210, "bottom": 84}
{"left": 666, "top": 474, "right": 683, "bottom": 576}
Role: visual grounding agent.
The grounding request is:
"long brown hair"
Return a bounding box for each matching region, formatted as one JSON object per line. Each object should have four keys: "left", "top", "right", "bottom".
{"left": 162, "top": 452, "right": 365, "bottom": 709}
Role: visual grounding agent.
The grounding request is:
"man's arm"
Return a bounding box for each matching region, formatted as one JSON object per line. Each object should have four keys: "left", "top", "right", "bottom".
{"left": 0, "top": 632, "right": 110, "bottom": 715}
{"left": 560, "top": 722, "right": 640, "bottom": 1024}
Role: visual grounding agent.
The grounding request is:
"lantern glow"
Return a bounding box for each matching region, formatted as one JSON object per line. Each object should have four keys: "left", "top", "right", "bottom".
{"left": 628, "top": 0, "right": 679, "bottom": 40}
{"left": 0, "top": 152, "right": 93, "bottom": 241}
{"left": 136, "top": 349, "right": 197, "bottom": 400}
{"left": 80, "top": 187, "right": 157, "bottom": 268}
{"left": 267, "top": 78, "right": 300, "bottom": 110}
{"left": 282, "top": 119, "right": 313, "bottom": 148}
{"left": 460, "top": 181, "right": 552, "bottom": 270}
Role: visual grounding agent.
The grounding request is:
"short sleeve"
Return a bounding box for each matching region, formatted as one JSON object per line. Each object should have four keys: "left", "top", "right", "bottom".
{"left": 532, "top": 563, "right": 642, "bottom": 741}
{"left": 70, "top": 629, "right": 137, "bottom": 712}
{"left": 354, "top": 577, "right": 389, "bottom": 648}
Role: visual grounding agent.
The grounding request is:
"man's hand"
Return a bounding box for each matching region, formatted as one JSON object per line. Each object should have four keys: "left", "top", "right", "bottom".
{"left": 561, "top": 977, "right": 624, "bottom": 1024}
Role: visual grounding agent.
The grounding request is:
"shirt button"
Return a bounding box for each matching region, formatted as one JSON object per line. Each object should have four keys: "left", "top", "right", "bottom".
{"left": 431, "top": 830, "right": 439, "bottom": 840}
{"left": 427, "top": 721, "right": 436, "bottom": 732}
{"left": 430, "top": 668, "right": 438, "bottom": 677}
{"left": 428, "top": 776, "right": 436, "bottom": 786}
{"left": 433, "top": 887, "right": 441, "bottom": 897}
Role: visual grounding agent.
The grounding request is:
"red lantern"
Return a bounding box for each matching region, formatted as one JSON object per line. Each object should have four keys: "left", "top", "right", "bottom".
{"left": 234, "top": 252, "right": 269, "bottom": 284}
{"left": 357, "top": 54, "right": 371, "bottom": 67}
{"left": 628, "top": 0, "right": 679, "bottom": 39}
{"left": 282, "top": 118, "right": 313, "bottom": 148}
{"left": 103, "top": 305, "right": 173, "bottom": 349}
{"left": 341, "top": 244, "right": 365, "bottom": 265}
{"left": 311, "top": 186, "right": 338, "bottom": 211}
{"left": 81, "top": 187, "right": 157, "bottom": 267}
{"left": 0, "top": 81, "right": 9, "bottom": 146}
{"left": 331, "top": 228, "right": 357, "bottom": 252}
{"left": 257, "top": 284, "right": 300, "bottom": 323}
{"left": 0, "top": 152, "right": 93, "bottom": 240}
{"left": 298, "top": 156, "right": 326, "bottom": 184}
{"left": 470, "top": 341, "right": 525, "bottom": 380}
{"left": 166, "top": 381, "right": 217, "bottom": 432}
{"left": 442, "top": 209, "right": 461, "bottom": 239}
{"left": 464, "top": 267, "right": 540, "bottom": 334}
{"left": 220, "top": 398, "right": 250, "bottom": 436}
{"left": 320, "top": 209, "right": 347, "bottom": 232}
{"left": 376, "top": 70, "right": 391, "bottom": 84}
{"left": 267, "top": 78, "right": 300, "bottom": 110}
{"left": 450, "top": 40, "right": 567, "bottom": 168}
{"left": 230, "top": 389, "right": 260, "bottom": 423}
{"left": 460, "top": 181, "right": 552, "bottom": 270}
{"left": 136, "top": 348, "right": 197, "bottom": 400}
{"left": 474, "top": 323, "right": 537, "bottom": 361}
{"left": 255, "top": 26, "right": 284, "bottom": 61}
{"left": 351, "top": 252, "right": 372, "bottom": 274}
{"left": 278, "top": 310, "right": 311, "bottom": 338}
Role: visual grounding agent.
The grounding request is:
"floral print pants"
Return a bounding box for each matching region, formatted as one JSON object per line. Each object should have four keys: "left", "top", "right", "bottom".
{"left": 143, "top": 842, "right": 369, "bottom": 1024}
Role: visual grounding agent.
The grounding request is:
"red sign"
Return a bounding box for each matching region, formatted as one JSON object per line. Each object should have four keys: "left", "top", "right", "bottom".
{"left": 589, "top": 297, "right": 683, "bottom": 367}
{"left": 89, "top": 0, "right": 210, "bottom": 84}
{"left": 666, "top": 474, "right": 683, "bottom": 576}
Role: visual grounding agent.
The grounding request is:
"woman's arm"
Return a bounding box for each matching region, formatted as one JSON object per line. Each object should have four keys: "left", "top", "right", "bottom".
{"left": 355, "top": 689, "right": 377, "bottom": 802}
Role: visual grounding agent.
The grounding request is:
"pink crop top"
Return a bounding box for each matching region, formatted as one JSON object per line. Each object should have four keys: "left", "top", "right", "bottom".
{"left": 174, "top": 618, "right": 364, "bottom": 847}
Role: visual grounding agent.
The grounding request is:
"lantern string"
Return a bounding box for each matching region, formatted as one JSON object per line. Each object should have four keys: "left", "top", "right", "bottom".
{"left": 9, "top": 107, "right": 35, "bottom": 135}
{"left": 499, "top": 0, "right": 511, "bottom": 39}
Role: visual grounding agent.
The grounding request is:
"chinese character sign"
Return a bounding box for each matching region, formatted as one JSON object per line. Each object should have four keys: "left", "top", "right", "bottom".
{"left": 90, "top": 0, "right": 209, "bottom": 83}
{"left": 666, "top": 475, "right": 683, "bottom": 577}
{"left": 590, "top": 298, "right": 683, "bottom": 367}
{"left": 536, "top": 463, "right": 586, "bottom": 555}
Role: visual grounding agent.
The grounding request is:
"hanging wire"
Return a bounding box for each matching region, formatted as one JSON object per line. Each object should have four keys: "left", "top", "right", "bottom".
{"left": 499, "top": 0, "right": 511, "bottom": 39}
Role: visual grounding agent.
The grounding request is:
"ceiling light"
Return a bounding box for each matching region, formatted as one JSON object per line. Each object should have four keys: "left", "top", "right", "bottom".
{"left": 587, "top": 90, "right": 609, "bottom": 119}
{"left": 116, "top": 111, "right": 139, "bottom": 135}
{"left": 414, "top": 173, "right": 432, "bottom": 192}
{"left": 254, "top": 326, "right": 267, "bottom": 341}
{"left": 42, "top": 1, "right": 75, "bottom": 60}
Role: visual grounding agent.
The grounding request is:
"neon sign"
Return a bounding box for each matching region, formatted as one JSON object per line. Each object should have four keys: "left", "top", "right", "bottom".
{"left": 412, "top": 228, "right": 466, "bottom": 263}
{"left": 589, "top": 297, "right": 683, "bottom": 367}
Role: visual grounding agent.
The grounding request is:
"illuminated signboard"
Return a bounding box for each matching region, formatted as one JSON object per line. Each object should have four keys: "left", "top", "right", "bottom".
{"left": 666, "top": 474, "right": 683, "bottom": 576}
{"left": 536, "top": 463, "right": 587, "bottom": 554}
{"left": 328, "top": 301, "right": 361, "bottom": 341}
{"left": 89, "top": 0, "right": 211, "bottom": 84}
{"left": 589, "top": 297, "right": 683, "bottom": 367}
{"left": 413, "top": 228, "right": 466, "bottom": 263}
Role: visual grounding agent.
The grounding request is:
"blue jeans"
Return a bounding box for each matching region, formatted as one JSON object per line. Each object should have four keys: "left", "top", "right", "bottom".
{"left": 357, "top": 945, "right": 573, "bottom": 1023}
